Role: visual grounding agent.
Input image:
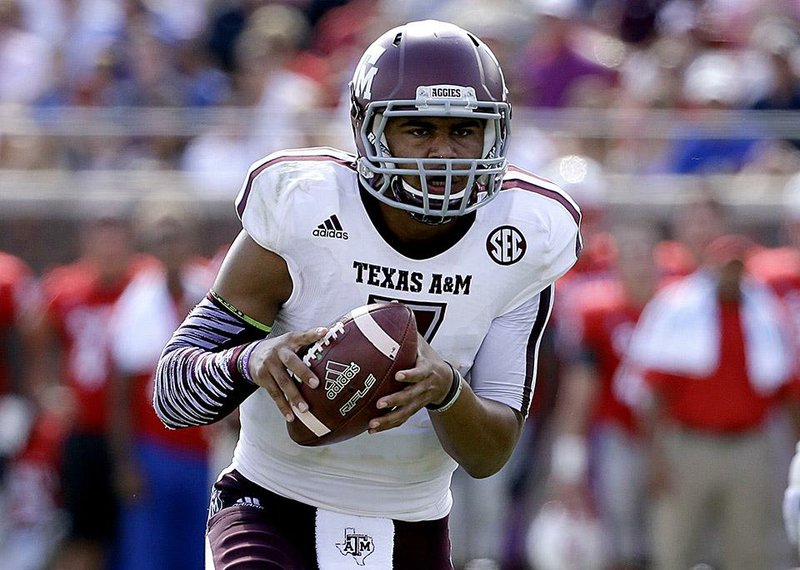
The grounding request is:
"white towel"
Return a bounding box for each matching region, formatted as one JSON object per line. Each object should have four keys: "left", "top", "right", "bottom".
{"left": 109, "top": 265, "right": 209, "bottom": 374}
{"left": 109, "top": 268, "right": 176, "bottom": 375}
{"left": 316, "top": 508, "right": 394, "bottom": 569}
{"left": 625, "top": 270, "right": 795, "bottom": 395}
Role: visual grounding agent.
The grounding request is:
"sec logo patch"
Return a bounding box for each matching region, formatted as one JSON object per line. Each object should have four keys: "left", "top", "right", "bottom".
{"left": 487, "top": 226, "right": 526, "bottom": 265}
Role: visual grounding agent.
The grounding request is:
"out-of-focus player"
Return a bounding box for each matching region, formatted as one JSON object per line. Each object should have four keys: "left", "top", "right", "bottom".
{"left": 29, "top": 214, "right": 147, "bottom": 570}
{"left": 108, "top": 197, "right": 215, "bottom": 570}
{"left": 545, "top": 224, "right": 660, "bottom": 570}
{"left": 0, "top": 250, "right": 67, "bottom": 570}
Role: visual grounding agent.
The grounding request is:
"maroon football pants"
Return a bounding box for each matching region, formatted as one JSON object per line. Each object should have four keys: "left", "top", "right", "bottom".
{"left": 206, "top": 470, "right": 453, "bottom": 569}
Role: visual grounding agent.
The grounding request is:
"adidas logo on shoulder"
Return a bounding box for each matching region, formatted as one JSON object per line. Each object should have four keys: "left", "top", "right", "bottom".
{"left": 313, "top": 214, "right": 349, "bottom": 240}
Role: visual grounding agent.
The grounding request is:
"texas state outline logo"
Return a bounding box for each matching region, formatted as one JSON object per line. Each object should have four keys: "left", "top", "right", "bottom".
{"left": 335, "top": 527, "right": 375, "bottom": 566}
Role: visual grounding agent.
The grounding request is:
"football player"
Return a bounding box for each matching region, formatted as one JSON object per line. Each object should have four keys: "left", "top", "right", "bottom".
{"left": 153, "top": 20, "right": 581, "bottom": 569}
{"left": 0, "top": 250, "right": 39, "bottom": 400}
{"left": 30, "top": 216, "right": 147, "bottom": 570}
{"left": 547, "top": 224, "right": 661, "bottom": 570}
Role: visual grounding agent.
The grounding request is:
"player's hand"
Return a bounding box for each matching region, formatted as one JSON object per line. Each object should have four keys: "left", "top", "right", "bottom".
{"left": 368, "top": 334, "right": 451, "bottom": 433}
{"left": 246, "top": 327, "right": 328, "bottom": 422}
{"left": 784, "top": 442, "right": 800, "bottom": 545}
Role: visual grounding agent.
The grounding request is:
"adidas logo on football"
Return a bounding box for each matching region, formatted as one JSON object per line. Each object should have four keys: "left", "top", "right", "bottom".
{"left": 324, "top": 360, "right": 360, "bottom": 400}
{"left": 313, "top": 214, "right": 349, "bottom": 240}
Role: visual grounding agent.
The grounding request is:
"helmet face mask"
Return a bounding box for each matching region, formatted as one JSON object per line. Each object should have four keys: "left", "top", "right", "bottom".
{"left": 350, "top": 20, "right": 511, "bottom": 223}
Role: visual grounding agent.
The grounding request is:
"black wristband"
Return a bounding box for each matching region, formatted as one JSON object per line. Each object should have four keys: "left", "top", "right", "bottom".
{"left": 426, "top": 361, "right": 463, "bottom": 412}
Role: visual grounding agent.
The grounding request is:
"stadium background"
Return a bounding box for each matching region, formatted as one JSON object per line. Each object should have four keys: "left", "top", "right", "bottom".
{"left": 1, "top": 0, "right": 800, "bottom": 568}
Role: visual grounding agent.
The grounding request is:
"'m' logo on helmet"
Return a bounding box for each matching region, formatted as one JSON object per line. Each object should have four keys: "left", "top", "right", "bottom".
{"left": 352, "top": 45, "right": 386, "bottom": 99}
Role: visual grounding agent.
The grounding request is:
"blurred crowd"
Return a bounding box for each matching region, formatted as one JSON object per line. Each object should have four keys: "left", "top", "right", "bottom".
{"left": 1, "top": 0, "right": 800, "bottom": 183}
{"left": 3, "top": 0, "right": 800, "bottom": 569}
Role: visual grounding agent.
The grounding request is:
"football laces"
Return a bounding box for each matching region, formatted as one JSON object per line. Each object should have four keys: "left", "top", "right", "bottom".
{"left": 302, "top": 321, "right": 346, "bottom": 365}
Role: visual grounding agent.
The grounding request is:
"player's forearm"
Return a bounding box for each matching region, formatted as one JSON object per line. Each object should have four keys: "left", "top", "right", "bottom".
{"left": 430, "top": 387, "right": 523, "bottom": 478}
{"left": 154, "top": 343, "right": 256, "bottom": 428}
{"left": 153, "top": 293, "right": 267, "bottom": 429}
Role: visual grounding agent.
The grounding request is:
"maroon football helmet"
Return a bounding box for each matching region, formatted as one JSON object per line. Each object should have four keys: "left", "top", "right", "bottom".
{"left": 349, "top": 20, "right": 511, "bottom": 222}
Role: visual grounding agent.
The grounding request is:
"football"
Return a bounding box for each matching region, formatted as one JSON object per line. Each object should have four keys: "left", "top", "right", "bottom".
{"left": 287, "top": 302, "right": 418, "bottom": 446}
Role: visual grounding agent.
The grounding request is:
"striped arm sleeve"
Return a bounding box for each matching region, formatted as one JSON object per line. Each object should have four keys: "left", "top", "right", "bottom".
{"left": 153, "top": 292, "right": 270, "bottom": 429}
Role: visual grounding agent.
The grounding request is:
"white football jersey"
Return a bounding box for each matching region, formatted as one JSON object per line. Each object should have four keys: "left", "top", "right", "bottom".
{"left": 230, "top": 147, "right": 581, "bottom": 521}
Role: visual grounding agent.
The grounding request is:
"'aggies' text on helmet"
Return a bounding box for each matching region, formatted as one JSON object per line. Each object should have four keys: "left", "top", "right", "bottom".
{"left": 349, "top": 20, "right": 511, "bottom": 223}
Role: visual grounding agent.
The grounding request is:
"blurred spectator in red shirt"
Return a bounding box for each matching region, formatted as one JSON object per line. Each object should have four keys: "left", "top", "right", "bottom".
{"left": 0, "top": 251, "right": 39, "bottom": 397}
{"left": 655, "top": 193, "right": 727, "bottom": 283}
{"left": 620, "top": 233, "right": 799, "bottom": 570}
{"left": 748, "top": 172, "right": 800, "bottom": 341}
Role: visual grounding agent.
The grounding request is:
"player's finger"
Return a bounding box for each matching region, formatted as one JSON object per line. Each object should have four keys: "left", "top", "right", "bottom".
{"left": 394, "top": 363, "right": 428, "bottom": 383}
{"left": 266, "top": 360, "right": 308, "bottom": 420}
{"left": 258, "top": 370, "right": 296, "bottom": 422}
{"left": 368, "top": 403, "right": 417, "bottom": 433}
{"left": 289, "top": 327, "right": 328, "bottom": 350}
{"left": 375, "top": 380, "right": 428, "bottom": 411}
{"left": 282, "top": 349, "right": 320, "bottom": 389}
{"left": 393, "top": 351, "right": 439, "bottom": 384}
